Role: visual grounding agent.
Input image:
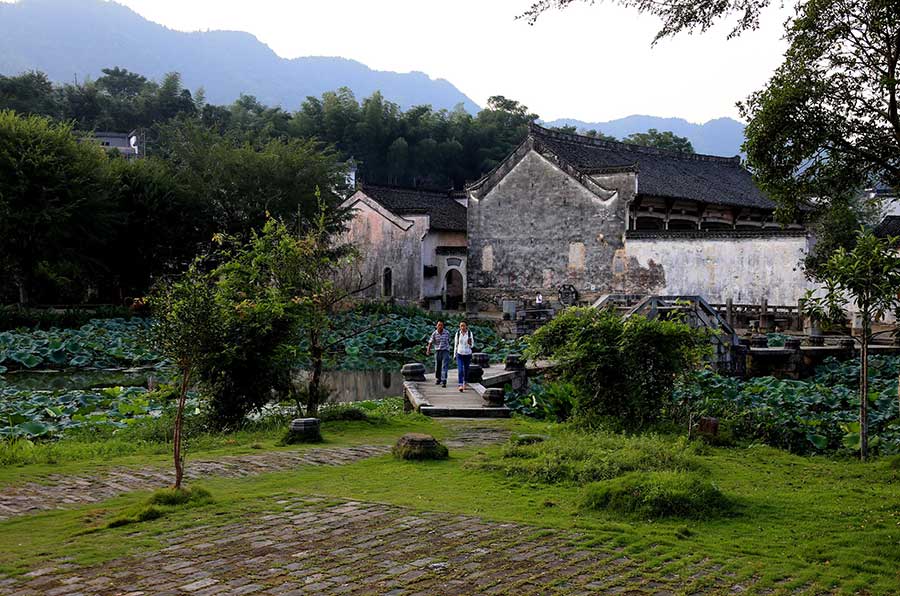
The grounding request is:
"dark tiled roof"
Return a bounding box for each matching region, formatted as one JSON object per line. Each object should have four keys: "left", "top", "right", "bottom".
{"left": 873, "top": 215, "right": 900, "bottom": 238}
{"left": 530, "top": 123, "right": 775, "bottom": 210}
{"left": 361, "top": 185, "right": 467, "bottom": 232}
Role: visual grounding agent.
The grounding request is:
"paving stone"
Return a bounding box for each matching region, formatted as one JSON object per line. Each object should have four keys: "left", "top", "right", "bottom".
{"left": 0, "top": 446, "right": 390, "bottom": 521}
{"left": 0, "top": 496, "right": 755, "bottom": 595}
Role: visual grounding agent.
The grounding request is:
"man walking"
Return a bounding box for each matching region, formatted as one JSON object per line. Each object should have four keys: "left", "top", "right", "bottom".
{"left": 426, "top": 320, "right": 450, "bottom": 388}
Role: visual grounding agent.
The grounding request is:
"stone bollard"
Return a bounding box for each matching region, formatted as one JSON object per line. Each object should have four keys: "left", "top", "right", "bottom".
{"left": 807, "top": 334, "right": 825, "bottom": 347}
{"left": 698, "top": 416, "right": 719, "bottom": 437}
{"left": 472, "top": 352, "right": 490, "bottom": 368}
{"left": 482, "top": 387, "right": 505, "bottom": 407}
{"left": 467, "top": 364, "right": 484, "bottom": 383}
{"left": 505, "top": 353, "right": 525, "bottom": 371}
{"left": 750, "top": 334, "right": 769, "bottom": 349}
{"left": 784, "top": 337, "right": 802, "bottom": 351}
{"left": 401, "top": 362, "right": 426, "bottom": 382}
{"left": 285, "top": 418, "right": 322, "bottom": 444}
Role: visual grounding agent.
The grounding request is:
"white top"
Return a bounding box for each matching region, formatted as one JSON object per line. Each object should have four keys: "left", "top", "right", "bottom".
{"left": 453, "top": 330, "right": 474, "bottom": 357}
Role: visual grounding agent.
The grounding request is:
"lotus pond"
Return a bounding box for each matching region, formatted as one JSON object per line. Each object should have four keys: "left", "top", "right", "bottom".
{"left": 0, "top": 312, "right": 524, "bottom": 439}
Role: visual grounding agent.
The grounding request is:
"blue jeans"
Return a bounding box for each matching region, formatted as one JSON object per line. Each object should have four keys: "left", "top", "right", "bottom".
{"left": 456, "top": 353, "right": 472, "bottom": 386}
{"left": 434, "top": 349, "right": 450, "bottom": 382}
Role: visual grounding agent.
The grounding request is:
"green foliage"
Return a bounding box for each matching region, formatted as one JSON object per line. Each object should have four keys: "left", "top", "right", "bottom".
{"left": 505, "top": 378, "right": 578, "bottom": 422}
{"left": 483, "top": 431, "right": 702, "bottom": 485}
{"left": 0, "top": 318, "right": 158, "bottom": 372}
{"left": 583, "top": 471, "right": 731, "bottom": 519}
{"left": 317, "top": 404, "right": 369, "bottom": 422}
{"left": 675, "top": 357, "right": 900, "bottom": 454}
{"left": 106, "top": 486, "right": 213, "bottom": 529}
{"left": 623, "top": 128, "right": 694, "bottom": 153}
{"left": 526, "top": 308, "right": 709, "bottom": 428}
{"left": 0, "top": 306, "right": 140, "bottom": 331}
{"left": 0, "top": 110, "right": 113, "bottom": 304}
{"left": 0, "top": 384, "right": 183, "bottom": 440}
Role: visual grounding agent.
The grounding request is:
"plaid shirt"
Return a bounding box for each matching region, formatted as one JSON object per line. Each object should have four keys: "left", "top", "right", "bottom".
{"left": 429, "top": 329, "right": 451, "bottom": 351}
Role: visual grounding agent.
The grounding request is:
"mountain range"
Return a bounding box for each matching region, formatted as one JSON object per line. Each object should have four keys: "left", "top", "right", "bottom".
{"left": 0, "top": 0, "right": 747, "bottom": 156}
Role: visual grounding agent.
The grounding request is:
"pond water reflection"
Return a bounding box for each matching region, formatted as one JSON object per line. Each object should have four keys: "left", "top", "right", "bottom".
{"left": 2, "top": 367, "right": 404, "bottom": 404}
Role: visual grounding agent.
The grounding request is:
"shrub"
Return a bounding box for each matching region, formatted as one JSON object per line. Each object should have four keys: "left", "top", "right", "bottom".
{"left": 526, "top": 308, "right": 709, "bottom": 428}
{"left": 583, "top": 471, "right": 731, "bottom": 519}
{"left": 318, "top": 404, "right": 369, "bottom": 422}
{"left": 147, "top": 486, "right": 213, "bottom": 507}
{"left": 482, "top": 431, "right": 701, "bottom": 485}
{"left": 106, "top": 486, "right": 213, "bottom": 528}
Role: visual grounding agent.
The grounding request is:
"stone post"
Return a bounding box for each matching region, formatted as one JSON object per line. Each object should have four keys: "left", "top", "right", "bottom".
{"left": 759, "top": 298, "right": 769, "bottom": 333}
{"left": 471, "top": 352, "right": 490, "bottom": 368}
{"left": 725, "top": 297, "right": 734, "bottom": 328}
{"left": 467, "top": 364, "right": 484, "bottom": 383}
{"left": 505, "top": 353, "right": 525, "bottom": 371}
{"left": 401, "top": 363, "right": 426, "bottom": 382}
{"left": 482, "top": 387, "right": 505, "bottom": 407}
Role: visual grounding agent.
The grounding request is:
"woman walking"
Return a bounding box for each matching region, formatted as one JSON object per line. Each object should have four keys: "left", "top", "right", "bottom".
{"left": 453, "top": 321, "right": 475, "bottom": 392}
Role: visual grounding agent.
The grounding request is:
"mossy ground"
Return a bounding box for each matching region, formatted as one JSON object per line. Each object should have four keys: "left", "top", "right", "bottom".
{"left": 0, "top": 416, "right": 897, "bottom": 594}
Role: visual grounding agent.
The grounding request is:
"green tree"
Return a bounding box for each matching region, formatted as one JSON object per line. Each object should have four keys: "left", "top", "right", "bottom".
{"left": 624, "top": 128, "right": 694, "bottom": 153}
{"left": 148, "top": 261, "right": 223, "bottom": 489}
{"left": 0, "top": 110, "right": 114, "bottom": 304}
{"left": 803, "top": 228, "right": 900, "bottom": 460}
{"left": 526, "top": 307, "right": 709, "bottom": 428}
{"left": 96, "top": 67, "right": 150, "bottom": 99}
{"left": 521, "top": 1, "right": 900, "bottom": 217}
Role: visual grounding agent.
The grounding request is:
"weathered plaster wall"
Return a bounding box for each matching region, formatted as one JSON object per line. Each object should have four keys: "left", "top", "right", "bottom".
{"left": 342, "top": 198, "right": 426, "bottom": 303}
{"left": 625, "top": 235, "right": 815, "bottom": 304}
{"left": 467, "top": 150, "right": 631, "bottom": 310}
{"left": 422, "top": 230, "right": 468, "bottom": 300}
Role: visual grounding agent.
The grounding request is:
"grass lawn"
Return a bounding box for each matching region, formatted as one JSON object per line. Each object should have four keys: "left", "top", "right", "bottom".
{"left": 0, "top": 416, "right": 898, "bottom": 594}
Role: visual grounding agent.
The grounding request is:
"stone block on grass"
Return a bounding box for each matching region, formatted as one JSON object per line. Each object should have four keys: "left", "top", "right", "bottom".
{"left": 392, "top": 433, "right": 449, "bottom": 461}
{"left": 283, "top": 418, "right": 322, "bottom": 444}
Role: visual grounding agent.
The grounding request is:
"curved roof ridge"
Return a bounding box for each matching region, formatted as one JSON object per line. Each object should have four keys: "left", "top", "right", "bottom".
{"left": 529, "top": 122, "right": 742, "bottom": 165}
{"left": 360, "top": 182, "right": 455, "bottom": 197}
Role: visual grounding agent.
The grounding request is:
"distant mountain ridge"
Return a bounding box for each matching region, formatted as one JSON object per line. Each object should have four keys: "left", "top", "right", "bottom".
{"left": 0, "top": 0, "right": 481, "bottom": 112}
{"left": 0, "top": 0, "right": 747, "bottom": 156}
{"left": 543, "top": 116, "right": 746, "bottom": 157}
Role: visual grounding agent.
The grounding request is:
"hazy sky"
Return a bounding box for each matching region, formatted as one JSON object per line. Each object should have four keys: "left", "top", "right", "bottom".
{"left": 23, "top": 0, "right": 795, "bottom": 123}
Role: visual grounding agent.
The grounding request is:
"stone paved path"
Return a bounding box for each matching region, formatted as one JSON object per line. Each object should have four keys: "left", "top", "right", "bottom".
{"left": 0, "top": 424, "right": 509, "bottom": 521}
{"left": 0, "top": 446, "right": 389, "bottom": 521}
{"left": 0, "top": 496, "right": 742, "bottom": 595}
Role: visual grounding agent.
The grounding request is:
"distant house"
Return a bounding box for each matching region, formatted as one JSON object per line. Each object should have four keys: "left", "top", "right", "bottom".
{"left": 340, "top": 185, "right": 468, "bottom": 310}
{"left": 86, "top": 131, "right": 142, "bottom": 158}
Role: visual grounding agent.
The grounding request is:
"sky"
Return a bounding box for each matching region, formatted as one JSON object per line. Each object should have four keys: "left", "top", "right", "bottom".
{"left": 10, "top": 0, "right": 794, "bottom": 124}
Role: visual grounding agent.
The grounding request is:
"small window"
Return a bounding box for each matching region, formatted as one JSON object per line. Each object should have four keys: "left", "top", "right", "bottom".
{"left": 447, "top": 257, "right": 462, "bottom": 267}
{"left": 382, "top": 267, "right": 393, "bottom": 297}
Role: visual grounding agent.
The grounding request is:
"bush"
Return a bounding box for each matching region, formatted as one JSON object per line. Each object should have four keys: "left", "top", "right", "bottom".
{"left": 318, "top": 404, "right": 369, "bottom": 422}
{"left": 106, "top": 486, "right": 213, "bottom": 528}
{"left": 583, "top": 471, "right": 731, "bottom": 519}
{"left": 526, "top": 308, "right": 709, "bottom": 428}
{"left": 482, "top": 431, "right": 702, "bottom": 485}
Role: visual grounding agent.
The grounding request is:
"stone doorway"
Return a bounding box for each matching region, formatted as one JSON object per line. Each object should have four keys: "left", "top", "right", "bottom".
{"left": 444, "top": 269, "right": 464, "bottom": 310}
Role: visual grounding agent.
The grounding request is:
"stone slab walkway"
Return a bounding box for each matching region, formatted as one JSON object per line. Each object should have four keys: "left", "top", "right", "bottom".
{"left": 0, "top": 424, "right": 509, "bottom": 522}
{"left": 0, "top": 497, "right": 743, "bottom": 595}
{"left": 0, "top": 446, "right": 389, "bottom": 521}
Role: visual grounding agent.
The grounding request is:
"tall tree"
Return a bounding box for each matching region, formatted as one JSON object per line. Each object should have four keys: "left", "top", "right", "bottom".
{"left": 0, "top": 111, "right": 114, "bottom": 304}
{"left": 624, "top": 128, "right": 695, "bottom": 153}
{"left": 520, "top": 1, "right": 900, "bottom": 216}
{"left": 804, "top": 229, "right": 900, "bottom": 460}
